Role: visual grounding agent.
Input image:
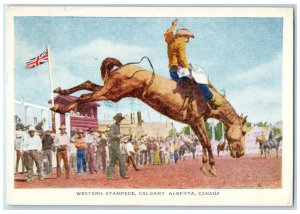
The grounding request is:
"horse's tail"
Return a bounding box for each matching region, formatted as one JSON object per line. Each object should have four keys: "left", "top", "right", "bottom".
{"left": 100, "top": 58, "right": 123, "bottom": 82}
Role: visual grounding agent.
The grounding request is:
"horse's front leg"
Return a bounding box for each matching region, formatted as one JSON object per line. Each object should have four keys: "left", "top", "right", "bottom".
{"left": 192, "top": 120, "right": 217, "bottom": 177}
{"left": 54, "top": 81, "right": 103, "bottom": 95}
{"left": 200, "top": 146, "right": 208, "bottom": 175}
{"left": 50, "top": 82, "right": 116, "bottom": 114}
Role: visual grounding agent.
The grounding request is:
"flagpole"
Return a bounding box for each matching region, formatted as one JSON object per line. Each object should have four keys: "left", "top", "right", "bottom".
{"left": 47, "top": 45, "right": 55, "bottom": 132}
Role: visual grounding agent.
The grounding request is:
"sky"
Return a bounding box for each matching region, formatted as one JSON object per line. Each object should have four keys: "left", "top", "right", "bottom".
{"left": 13, "top": 16, "right": 283, "bottom": 130}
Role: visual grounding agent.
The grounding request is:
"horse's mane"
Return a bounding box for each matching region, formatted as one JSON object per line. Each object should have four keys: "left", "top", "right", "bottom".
{"left": 100, "top": 58, "right": 123, "bottom": 80}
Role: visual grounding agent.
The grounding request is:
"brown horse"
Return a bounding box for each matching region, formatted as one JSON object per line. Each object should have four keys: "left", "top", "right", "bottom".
{"left": 50, "top": 57, "right": 247, "bottom": 176}
{"left": 217, "top": 140, "right": 228, "bottom": 157}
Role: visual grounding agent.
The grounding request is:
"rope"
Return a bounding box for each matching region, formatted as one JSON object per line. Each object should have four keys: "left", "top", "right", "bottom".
{"left": 123, "top": 56, "right": 156, "bottom": 97}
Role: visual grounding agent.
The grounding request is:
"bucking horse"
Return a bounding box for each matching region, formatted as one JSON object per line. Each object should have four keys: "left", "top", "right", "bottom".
{"left": 50, "top": 57, "right": 247, "bottom": 176}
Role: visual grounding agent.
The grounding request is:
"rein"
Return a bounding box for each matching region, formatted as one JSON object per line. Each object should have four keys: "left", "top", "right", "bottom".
{"left": 123, "top": 56, "right": 156, "bottom": 98}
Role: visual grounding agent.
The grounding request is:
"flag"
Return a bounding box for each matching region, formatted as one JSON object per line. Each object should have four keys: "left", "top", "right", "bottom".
{"left": 26, "top": 49, "right": 48, "bottom": 69}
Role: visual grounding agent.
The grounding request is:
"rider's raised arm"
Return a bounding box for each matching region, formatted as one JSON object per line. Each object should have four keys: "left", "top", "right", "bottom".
{"left": 164, "top": 19, "right": 178, "bottom": 43}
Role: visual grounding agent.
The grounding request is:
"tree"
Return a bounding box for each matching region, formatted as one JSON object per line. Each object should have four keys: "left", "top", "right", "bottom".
{"left": 256, "top": 121, "right": 268, "bottom": 127}
{"left": 214, "top": 122, "right": 223, "bottom": 141}
{"left": 182, "top": 126, "right": 190, "bottom": 135}
{"left": 245, "top": 122, "right": 252, "bottom": 128}
{"left": 168, "top": 128, "right": 178, "bottom": 139}
{"left": 205, "top": 122, "right": 212, "bottom": 140}
{"left": 273, "top": 128, "right": 281, "bottom": 136}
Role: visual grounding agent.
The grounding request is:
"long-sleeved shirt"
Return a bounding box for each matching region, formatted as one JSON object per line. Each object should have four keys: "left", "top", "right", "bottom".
{"left": 164, "top": 28, "right": 189, "bottom": 69}
{"left": 108, "top": 123, "right": 121, "bottom": 147}
{"left": 85, "top": 134, "right": 95, "bottom": 145}
{"left": 54, "top": 133, "right": 70, "bottom": 148}
{"left": 140, "top": 143, "right": 147, "bottom": 152}
{"left": 125, "top": 142, "right": 135, "bottom": 155}
{"left": 21, "top": 134, "right": 42, "bottom": 152}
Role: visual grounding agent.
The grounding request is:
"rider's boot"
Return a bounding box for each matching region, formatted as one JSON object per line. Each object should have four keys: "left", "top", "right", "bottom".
{"left": 208, "top": 94, "right": 223, "bottom": 108}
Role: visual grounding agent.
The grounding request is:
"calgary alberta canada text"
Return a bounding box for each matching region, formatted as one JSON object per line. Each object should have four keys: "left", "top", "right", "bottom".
{"left": 76, "top": 191, "right": 220, "bottom": 196}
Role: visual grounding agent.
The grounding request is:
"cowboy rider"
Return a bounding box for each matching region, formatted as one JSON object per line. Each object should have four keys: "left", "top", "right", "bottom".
{"left": 164, "top": 18, "right": 223, "bottom": 107}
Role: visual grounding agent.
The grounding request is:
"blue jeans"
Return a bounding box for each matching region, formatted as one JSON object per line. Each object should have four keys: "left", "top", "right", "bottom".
{"left": 198, "top": 84, "right": 213, "bottom": 101}
{"left": 169, "top": 66, "right": 213, "bottom": 101}
{"left": 77, "top": 149, "right": 86, "bottom": 173}
{"left": 169, "top": 66, "right": 181, "bottom": 82}
{"left": 174, "top": 152, "right": 179, "bottom": 164}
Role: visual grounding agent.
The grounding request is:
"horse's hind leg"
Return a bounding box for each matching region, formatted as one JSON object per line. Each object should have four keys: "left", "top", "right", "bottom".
{"left": 54, "top": 81, "right": 103, "bottom": 95}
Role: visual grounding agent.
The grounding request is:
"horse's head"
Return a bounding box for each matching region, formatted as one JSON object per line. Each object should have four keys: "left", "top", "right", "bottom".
{"left": 255, "top": 137, "right": 264, "bottom": 145}
{"left": 255, "top": 137, "right": 259, "bottom": 144}
{"left": 226, "top": 116, "right": 247, "bottom": 158}
{"left": 100, "top": 57, "right": 123, "bottom": 83}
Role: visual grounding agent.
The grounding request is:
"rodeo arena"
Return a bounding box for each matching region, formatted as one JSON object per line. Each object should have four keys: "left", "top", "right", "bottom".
{"left": 14, "top": 95, "right": 283, "bottom": 189}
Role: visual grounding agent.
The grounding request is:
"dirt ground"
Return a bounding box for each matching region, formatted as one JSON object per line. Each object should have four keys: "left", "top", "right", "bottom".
{"left": 14, "top": 154, "right": 282, "bottom": 189}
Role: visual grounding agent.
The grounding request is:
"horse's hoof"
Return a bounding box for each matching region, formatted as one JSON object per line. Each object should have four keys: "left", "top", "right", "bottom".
{"left": 50, "top": 104, "right": 59, "bottom": 112}
{"left": 53, "top": 87, "right": 61, "bottom": 93}
{"left": 200, "top": 166, "right": 208, "bottom": 175}
{"left": 209, "top": 167, "right": 217, "bottom": 177}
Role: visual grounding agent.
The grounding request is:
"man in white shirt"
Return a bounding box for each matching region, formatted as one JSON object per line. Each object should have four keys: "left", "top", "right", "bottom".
{"left": 21, "top": 127, "right": 44, "bottom": 182}
{"left": 124, "top": 137, "right": 140, "bottom": 171}
{"left": 54, "top": 124, "right": 70, "bottom": 179}
{"left": 85, "top": 129, "right": 98, "bottom": 174}
{"left": 139, "top": 141, "right": 147, "bottom": 166}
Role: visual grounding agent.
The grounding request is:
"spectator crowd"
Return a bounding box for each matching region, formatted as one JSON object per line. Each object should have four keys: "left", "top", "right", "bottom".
{"left": 14, "top": 115, "right": 199, "bottom": 182}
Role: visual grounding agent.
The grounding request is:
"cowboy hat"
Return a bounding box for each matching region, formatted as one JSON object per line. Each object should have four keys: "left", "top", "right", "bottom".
{"left": 59, "top": 124, "right": 66, "bottom": 130}
{"left": 28, "top": 126, "right": 36, "bottom": 133}
{"left": 45, "top": 129, "right": 52, "bottom": 134}
{"left": 77, "top": 129, "right": 84, "bottom": 133}
{"left": 176, "top": 29, "right": 194, "bottom": 38}
{"left": 88, "top": 128, "right": 95, "bottom": 133}
{"left": 113, "top": 113, "right": 125, "bottom": 120}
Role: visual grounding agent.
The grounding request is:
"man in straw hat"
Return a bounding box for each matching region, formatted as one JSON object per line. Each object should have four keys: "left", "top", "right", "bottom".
{"left": 107, "top": 113, "right": 129, "bottom": 180}
{"left": 54, "top": 124, "right": 70, "bottom": 179}
{"left": 21, "top": 127, "right": 44, "bottom": 182}
{"left": 165, "top": 19, "right": 223, "bottom": 107}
